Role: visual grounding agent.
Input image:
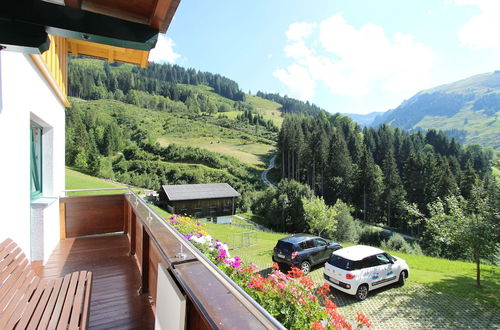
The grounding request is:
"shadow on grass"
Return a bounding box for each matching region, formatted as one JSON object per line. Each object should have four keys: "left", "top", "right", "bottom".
{"left": 425, "top": 270, "right": 500, "bottom": 308}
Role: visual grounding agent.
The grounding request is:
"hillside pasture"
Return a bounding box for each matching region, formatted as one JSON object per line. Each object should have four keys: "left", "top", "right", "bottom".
{"left": 65, "top": 167, "right": 128, "bottom": 196}
{"left": 157, "top": 136, "right": 274, "bottom": 168}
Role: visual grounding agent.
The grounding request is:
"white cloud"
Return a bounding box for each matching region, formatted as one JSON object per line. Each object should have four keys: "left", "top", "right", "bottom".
{"left": 274, "top": 14, "right": 436, "bottom": 101}
{"left": 455, "top": 0, "right": 500, "bottom": 48}
{"left": 285, "top": 22, "right": 316, "bottom": 41}
{"left": 273, "top": 64, "right": 316, "bottom": 101}
{"left": 284, "top": 41, "right": 312, "bottom": 58}
{"left": 149, "top": 35, "right": 180, "bottom": 63}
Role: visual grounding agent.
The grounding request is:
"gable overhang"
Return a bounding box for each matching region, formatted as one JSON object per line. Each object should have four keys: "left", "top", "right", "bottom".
{"left": 0, "top": 0, "right": 180, "bottom": 64}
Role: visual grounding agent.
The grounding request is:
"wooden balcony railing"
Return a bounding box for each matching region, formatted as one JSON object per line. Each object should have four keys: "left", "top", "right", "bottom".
{"left": 59, "top": 189, "right": 284, "bottom": 330}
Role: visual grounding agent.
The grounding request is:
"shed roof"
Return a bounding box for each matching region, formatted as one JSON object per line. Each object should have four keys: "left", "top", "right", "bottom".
{"left": 162, "top": 183, "right": 240, "bottom": 201}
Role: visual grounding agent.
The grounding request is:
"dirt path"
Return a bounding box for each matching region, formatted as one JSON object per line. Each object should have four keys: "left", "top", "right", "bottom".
{"left": 261, "top": 155, "right": 277, "bottom": 189}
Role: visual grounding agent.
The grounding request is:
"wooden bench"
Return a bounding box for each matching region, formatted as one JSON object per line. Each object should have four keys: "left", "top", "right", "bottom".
{"left": 0, "top": 238, "right": 92, "bottom": 329}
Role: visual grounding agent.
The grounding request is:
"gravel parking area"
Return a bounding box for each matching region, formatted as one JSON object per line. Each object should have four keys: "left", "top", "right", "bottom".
{"left": 330, "top": 281, "right": 499, "bottom": 329}
{"left": 244, "top": 257, "right": 500, "bottom": 329}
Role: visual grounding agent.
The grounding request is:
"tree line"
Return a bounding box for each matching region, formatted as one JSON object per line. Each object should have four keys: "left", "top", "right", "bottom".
{"left": 69, "top": 58, "right": 245, "bottom": 102}
{"left": 256, "top": 91, "right": 324, "bottom": 114}
{"left": 276, "top": 114, "right": 498, "bottom": 258}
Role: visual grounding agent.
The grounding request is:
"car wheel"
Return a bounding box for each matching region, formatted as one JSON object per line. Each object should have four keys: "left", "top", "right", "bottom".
{"left": 355, "top": 284, "right": 369, "bottom": 301}
{"left": 300, "top": 260, "right": 311, "bottom": 275}
{"left": 398, "top": 270, "right": 407, "bottom": 286}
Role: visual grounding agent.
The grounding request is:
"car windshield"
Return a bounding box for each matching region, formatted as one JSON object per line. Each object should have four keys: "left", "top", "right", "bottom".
{"left": 328, "top": 255, "right": 361, "bottom": 270}
{"left": 276, "top": 241, "right": 294, "bottom": 254}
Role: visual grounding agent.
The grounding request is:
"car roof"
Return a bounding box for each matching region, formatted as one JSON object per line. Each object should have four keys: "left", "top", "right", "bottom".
{"left": 333, "top": 245, "right": 384, "bottom": 261}
{"left": 279, "top": 234, "right": 319, "bottom": 244}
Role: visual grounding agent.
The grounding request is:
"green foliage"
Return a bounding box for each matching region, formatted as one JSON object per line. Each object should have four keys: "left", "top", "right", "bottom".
{"left": 358, "top": 227, "right": 392, "bottom": 247}
{"left": 278, "top": 114, "right": 493, "bottom": 239}
{"left": 69, "top": 57, "right": 245, "bottom": 102}
{"left": 65, "top": 98, "right": 262, "bottom": 193}
{"left": 256, "top": 91, "right": 324, "bottom": 115}
{"left": 332, "top": 200, "right": 361, "bottom": 243}
{"left": 380, "top": 234, "right": 423, "bottom": 255}
{"left": 424, "top": 183, "right": 499, "bottom": 285}
{"left": 302, "top": 196, "right": 337, "bottom": 236}
{"left": 251, "top": 180, "right": 314, "bottom": 232}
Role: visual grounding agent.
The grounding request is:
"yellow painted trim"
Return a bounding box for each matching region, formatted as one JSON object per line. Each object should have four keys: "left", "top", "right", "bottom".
{"left": 66, "top": 38, "right": 151, "bottom": 67}
{"left": 29, "top": 54, "right": 71, "bottom": 107}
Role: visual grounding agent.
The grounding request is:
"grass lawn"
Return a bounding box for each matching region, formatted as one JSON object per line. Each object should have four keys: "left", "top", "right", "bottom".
{"left": 65, "top": 167, "right": 128, "bottom": 196}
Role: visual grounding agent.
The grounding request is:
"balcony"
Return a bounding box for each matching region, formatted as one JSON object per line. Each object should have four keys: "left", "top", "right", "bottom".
{"left": 41, "top": 189, "right": 283, "bottom": 329}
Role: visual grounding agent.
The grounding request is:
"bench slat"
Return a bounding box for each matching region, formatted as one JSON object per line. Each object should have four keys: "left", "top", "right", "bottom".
{"left": 69, "top": 271, "right": 87, "bottom": 330}
{"left": 21, "top": 279, "right": 55, "bottom": 329}
{"left": 5, "top": 275, "right": 41, "bottom": 329}
{"left": 0, "top": 259, "right": 29, "bottom": 306}
{"left": 0, "top": 270, "right": 37, "bottom": 327}
{"left": 0, "top": 248, "right": 23, "bottom": 283}
{"left": 0, "top": 239, "right": 13, "bottom": 252}
{"left": 35, "top": 277, "right": 64, "bottom": 330}
{"left": 47, "top": 273, "right": 72, "bottom": 330}
{"left": 0, "top": 241, "right": 16, "bottom": 263}
{"left": 0, "top": 239, "right": 92, "bottom": 330}
{"left": 57, "top": 272, "right": 80, "bottom": 330}
{"left": 79, "top": 272, "right": 92, "bottom": 330}
{"left": 8, "top": 277, "right": 44, "bottom": 329}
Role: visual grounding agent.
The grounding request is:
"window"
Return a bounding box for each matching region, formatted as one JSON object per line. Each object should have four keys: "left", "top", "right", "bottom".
{"left": 314, "top": 239, "right": 327, "bottom": 247}
{"left": 361, "top": 256, "right": 380, "bottom": 268}
{"left": 30, "top": 123, "right": 42, "bottom": 200}
{"left": 300, "top": 239, "right": 314, "bottom": 249}
{"left": 327, "top": 255, "right": 362, "bottom": 270}
{"left": 375, "top": 253, "right": 391, "bottom": 265}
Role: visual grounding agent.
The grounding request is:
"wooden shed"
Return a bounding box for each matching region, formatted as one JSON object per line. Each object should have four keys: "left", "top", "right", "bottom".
{"left": 159, "top": 183, "right": 240, "bottom": 224}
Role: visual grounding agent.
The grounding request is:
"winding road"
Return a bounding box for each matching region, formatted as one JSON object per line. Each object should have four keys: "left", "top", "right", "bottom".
{"left": 261, "top": 155, "right": 277, "bottom": 189}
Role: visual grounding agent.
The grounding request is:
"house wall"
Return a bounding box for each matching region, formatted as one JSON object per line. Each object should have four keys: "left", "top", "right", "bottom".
{"left": 0, "top": 51, "right": 65, "bottom": 263}
{"left": 168, "top": 197, "right": 235, "bottom": 219}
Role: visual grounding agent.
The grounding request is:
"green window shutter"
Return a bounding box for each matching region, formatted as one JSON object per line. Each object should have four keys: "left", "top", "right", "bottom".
{"left": 30, "top": 124, "right": 43, "bottom": 200}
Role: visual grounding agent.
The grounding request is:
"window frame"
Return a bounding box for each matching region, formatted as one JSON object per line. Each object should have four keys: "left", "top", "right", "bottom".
{"left": 30, "top": 123, "right": 43, "bottom": 201}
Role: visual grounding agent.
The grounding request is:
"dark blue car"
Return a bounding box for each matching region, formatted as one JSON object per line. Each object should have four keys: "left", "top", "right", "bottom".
{"left": 272, "top": 234, "right": 342, "bottom": 275}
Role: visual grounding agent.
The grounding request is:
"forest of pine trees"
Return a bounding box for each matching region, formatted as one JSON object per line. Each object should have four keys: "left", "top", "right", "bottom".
{"left": 69, "top": 58, "right": 245, "bottom": 102}
{"left": 277, "top": 114, "right": 495, "bottom": 240}
{"left": 256, "top": 91, "right": 324, "bottom": 114}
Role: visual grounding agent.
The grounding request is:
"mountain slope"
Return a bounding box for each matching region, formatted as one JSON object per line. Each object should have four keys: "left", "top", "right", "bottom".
{"left": 373, "top": 71, "right": 500, "bottom": 150}
{"left": 342, "top": 111, "right": 384, "bottom": 127}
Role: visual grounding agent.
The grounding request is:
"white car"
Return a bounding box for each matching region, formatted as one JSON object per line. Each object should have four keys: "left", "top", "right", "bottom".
{"left": 323, "top": 245, "right": 409, "bottom": 300}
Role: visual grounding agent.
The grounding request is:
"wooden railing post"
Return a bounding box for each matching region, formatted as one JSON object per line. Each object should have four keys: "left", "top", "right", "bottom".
{"left": 59, "top": 200, "right": 66, "bottom": 240}
{"left": 140, "top": 228, "right": 150, "bottom": 295}
{"left": 130, "top": 212, "right": 136, "bottom": 256}
{"left": 124, "top": 200, "right": 130, "bottom": 234}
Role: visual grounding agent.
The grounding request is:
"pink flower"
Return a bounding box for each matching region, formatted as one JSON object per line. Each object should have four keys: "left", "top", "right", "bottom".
{"left": 217, "top": 248, "right": 228, "bottom": 260}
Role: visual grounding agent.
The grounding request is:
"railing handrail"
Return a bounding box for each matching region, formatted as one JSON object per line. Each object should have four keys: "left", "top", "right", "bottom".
{"left": 126, "top": 189, "right": 285, "bottom": 330}
{"left": 62, "top": 187, "right": 129, "bottom": 192}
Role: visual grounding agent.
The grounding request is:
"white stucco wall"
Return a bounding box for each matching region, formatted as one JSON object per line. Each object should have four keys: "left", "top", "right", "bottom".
{"left": 0, "top": 51, "right": 65, "bottom": 263}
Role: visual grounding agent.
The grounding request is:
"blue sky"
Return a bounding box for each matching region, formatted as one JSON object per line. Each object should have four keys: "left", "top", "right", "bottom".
{"left": 149, "top": 0, "right": 500, "bottom": 114}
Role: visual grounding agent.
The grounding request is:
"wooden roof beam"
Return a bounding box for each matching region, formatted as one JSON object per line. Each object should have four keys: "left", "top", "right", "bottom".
{"left": 1, "top": 0, "right": 159, "bottom": 51}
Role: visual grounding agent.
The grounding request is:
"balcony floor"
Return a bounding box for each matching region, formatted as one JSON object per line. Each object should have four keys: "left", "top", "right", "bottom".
{"left": 40, "top": 234, "right": 155, "bottom": 330}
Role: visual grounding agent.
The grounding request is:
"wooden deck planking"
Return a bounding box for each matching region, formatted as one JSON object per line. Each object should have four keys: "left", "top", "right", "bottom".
{"left": 40, "top": 234, "right": 155, "bottom": 330}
